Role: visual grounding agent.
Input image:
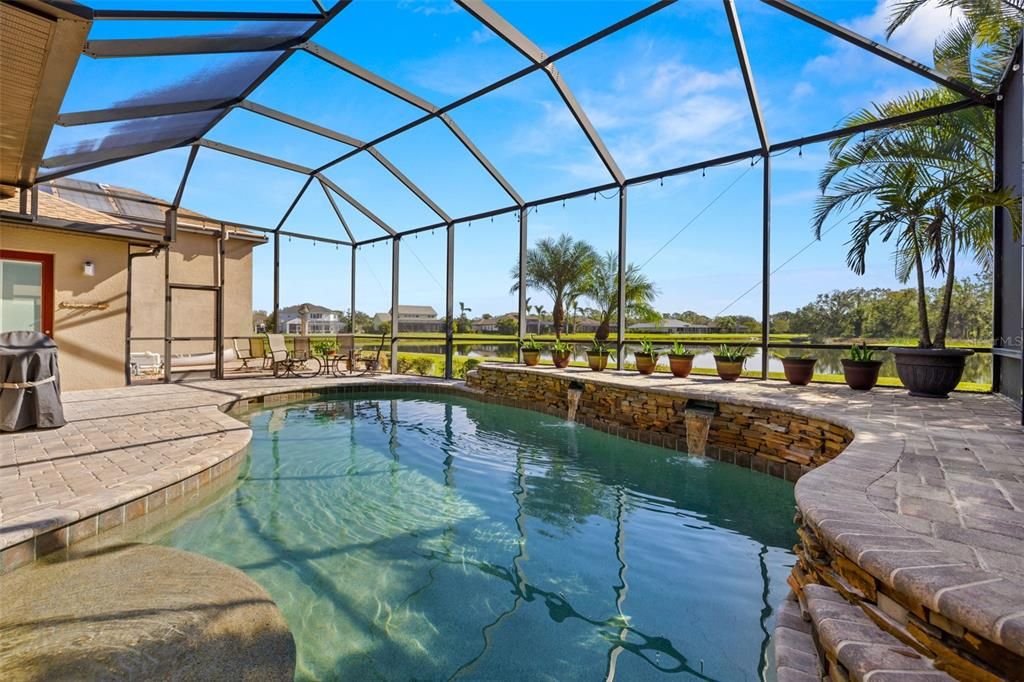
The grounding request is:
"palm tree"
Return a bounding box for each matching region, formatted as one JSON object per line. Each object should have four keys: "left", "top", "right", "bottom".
{"left": 886, "top": 0, "right": 1019, "bottom": 94}
{"left": 814, "top": 89, "right": 1020, "bottom": 348}
{"left": 456, "top": 301, "right": 472, "bottom": 333}
{"left": 581, "top": 251, "right": 660, "bottom": 341}
{"left": 510, "top": 234, "right": 598, "bottom": 338}
{"left": 534, "top": 304, "right": 547, "bottom": 334}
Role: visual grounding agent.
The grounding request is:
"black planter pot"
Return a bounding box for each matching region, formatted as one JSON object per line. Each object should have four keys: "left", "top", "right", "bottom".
{"left": 888, "top": 347, "right": 973, "bottom": 399}
{"left": 780, "top": 357, "right": 817, "bottom": 386}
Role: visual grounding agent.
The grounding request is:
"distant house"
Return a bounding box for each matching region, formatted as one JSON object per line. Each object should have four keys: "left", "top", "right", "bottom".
{"left": 628, "top": 318, "right": 721, "bottom": 334}
{"left": 373, "top": 305, "right": 446, "bottom": 333}
{"left": 252, "top": 312, "right": 269, "bottom": 334}
{"left": 471, "top": 316, "right": 502, "bottom": 333}
{"left": 280, "top": 303, "right": 346, "bottom": 335}
{"left": 573, "top": 317, "right": 616, "bottom": 335}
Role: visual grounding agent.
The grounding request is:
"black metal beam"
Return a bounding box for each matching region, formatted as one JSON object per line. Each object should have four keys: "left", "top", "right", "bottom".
{"left": 319, "top": 177, "right": 357, "bottom": 243}
{"left": 197, "top": 138, "right": 314, "bottom": 174}
{"left": 56, "top": 98, "right": 232, "bottom": 127}
{"left": 761, "top": 0, "right": 988, "bottom": 103}
{"left": 275, "top": 175, "right": 314, "bottom": 230}
{"left": 391, "top": 237, "right": 400, "bottom": 374}
{"left": 91, "top": 9, "right": 323, "bottom": 21}
{"left": 769, "top": 98, "right": 982, "bottom": 151}
{"left": 724, "top": 0, "right": 768, "bottom": 152}
{"left": 445, "top": 221, "right": 455, "bottom": 379}
{"left": 238, "top": 100, "right": 361, "bottom": 146}
{"left": 173, "top": 144, "right": 200, "bottom": 209}
{"left": 454, "top": 0, "right": 625, "bottom": 185}
{"left": 239, "top": 100, "right": 451, "bottom": 220}
{"left": 518, "top": 209, "right": 528, "bottom": 346}
{"left": 83, "top": 34, "right": 305, "bottom": 58}
{"left": 617, "top": 188, "right": 627, "bottom": 367}
{"left": 761, "top": 154, "right": 771, "bottom": 380}
{"left": 40, "top": 137, "right": 193, "bottom": 170}
{"left": 317, "top": 173, "right": 396, "bottom": 236}
{"left": 304, "top": 41, "right": 525, "bottom": 206}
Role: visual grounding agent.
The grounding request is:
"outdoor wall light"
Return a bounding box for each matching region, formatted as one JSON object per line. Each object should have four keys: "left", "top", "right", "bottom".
{"left": 82, "top": 260, "right": 95, "bottom": 277}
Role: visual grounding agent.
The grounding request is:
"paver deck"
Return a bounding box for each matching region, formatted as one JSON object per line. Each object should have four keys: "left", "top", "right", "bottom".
{"left": 1, "top": 370, "right": 1022, "bottom": 675}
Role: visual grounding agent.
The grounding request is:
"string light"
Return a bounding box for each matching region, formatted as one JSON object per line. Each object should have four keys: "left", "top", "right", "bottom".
{"left": 702, "top": 167, "right": 706, "bottom": 177}
{"left": 798, "top": 146, "right": 803, "bottom": 157}
{"left": 659, "top": 177, "right": 663, "bottom": 187}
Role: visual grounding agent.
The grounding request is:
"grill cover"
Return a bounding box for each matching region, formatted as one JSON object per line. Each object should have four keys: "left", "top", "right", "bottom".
{"left": 0, "top": 331, "right": 66, "bottom": 431}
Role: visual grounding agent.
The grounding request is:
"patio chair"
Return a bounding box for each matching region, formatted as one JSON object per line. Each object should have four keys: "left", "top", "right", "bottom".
{"left": 331, "top": 330, "right": 387, "bottom": 377}
{"left": 265, "top": 334, "right": 321, "bottom": 378}
{"left": 231, "top": 338, "right": 256, "bottom": 371}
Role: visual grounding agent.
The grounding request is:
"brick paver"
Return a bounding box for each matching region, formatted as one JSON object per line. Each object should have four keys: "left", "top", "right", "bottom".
{"left": 1, "top": 369, "right": 1022, "bottom": 668}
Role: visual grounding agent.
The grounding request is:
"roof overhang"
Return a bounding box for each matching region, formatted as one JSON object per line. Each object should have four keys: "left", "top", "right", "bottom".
{"left": 0, "top": 1, "right": 92, "bottom": 197}
{"left": 0, "top": 210, "right": 163, "bottom": 245}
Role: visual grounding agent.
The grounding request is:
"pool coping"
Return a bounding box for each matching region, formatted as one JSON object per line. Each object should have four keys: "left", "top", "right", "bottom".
{"left": 0, "top": 376, "right": 472, "bottom": 570}
{"left": 466, "top": 364, "right": 1024, "bottom": 667}
{"left": 2, "top": 369, "right": 1021, "bottom": 670}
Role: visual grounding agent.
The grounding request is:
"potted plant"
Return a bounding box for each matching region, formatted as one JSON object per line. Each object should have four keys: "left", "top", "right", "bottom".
{"left": 586, "top": 339, "right": 610, "bottom": 372}
{"left": 713, "top": 345, "right": 752, "bottom": 381}
{"left": 634, "top": 339, "right": 659, "bottom": 375}
{"left": 841, "top": 343, "right": 883, "bottom": 391}
{"left": 519, "top": 336, "right": 541, "bottom": 367}
{"left": 551, "top": 339, "right": 573, "bottom": 369}
{"left": 776, "top": 352, "right": 818, "bottom": 386}
{"left": 667, "top": 341, "right": 695, "bottom": 378}
{"left": 814, "top": 97, "right": 1018, "bottom": 399}
{"left": 312, "top": 339, "right": 335, "bottom": 358}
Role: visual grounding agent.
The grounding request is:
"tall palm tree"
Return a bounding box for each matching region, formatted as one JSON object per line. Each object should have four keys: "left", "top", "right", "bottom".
{"left": 814, "top": 88, "right": 1020, "bottom": 348}
{"left": 581, "top": 251, "right": 660, "bottom": 341}
{"left": 510, "top": 234, "right": 598, "bottom": 338}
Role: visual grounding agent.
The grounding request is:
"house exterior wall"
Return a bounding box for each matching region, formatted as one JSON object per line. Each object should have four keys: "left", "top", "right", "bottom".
{"left": 1, "top": 221, "right": 259, "bottom": 390}
{"left": 0, "top": 221, "right": 128, "bottom": 390}
{"left": 130, "top": 231, "right": 257, "bottom": 358}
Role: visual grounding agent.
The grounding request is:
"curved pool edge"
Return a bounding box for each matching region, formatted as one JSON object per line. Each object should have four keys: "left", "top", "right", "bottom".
{"left": 466, "top": 364, "right": 1024, "bottom": 680}
{"left": 2, "top": 370, "right": 1021, "bottom": 680}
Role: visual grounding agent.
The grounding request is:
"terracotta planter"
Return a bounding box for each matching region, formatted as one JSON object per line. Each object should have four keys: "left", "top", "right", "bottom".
{"left": 635, "top": 353, "right": 658, "bottom": 375}
{"left": 841, "top": 359, "right": 882, "bottom": 390}
{"left": 587, "top": 352, "right": 608, "bottom": 372}
{"left": 714, "top": 356, "right": 744, "bottom": 382}
{"left": 522, "top": 350, "right": 540, "bottom": 367}
{"left": 889, "top": 347, "right": 972, "bottom": 399}
{"left": 667, "top": 354, "right": 694, "bottom": 378}
{"left": 780, "top": 357, "right": 817, "bottom": 386}
{"left": 551, "top": 350, "right": 572, "bottom": 369}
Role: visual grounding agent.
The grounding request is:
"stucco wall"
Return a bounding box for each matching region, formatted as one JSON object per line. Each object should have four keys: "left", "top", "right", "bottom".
{"left": 2, "top": 221, "right": 260, "bottom": 388}
{"left": 130, "top": 231, "right": 258, "bottom": 357}
{"left": 1, "top": 221, "right": 128, "bottom": 390}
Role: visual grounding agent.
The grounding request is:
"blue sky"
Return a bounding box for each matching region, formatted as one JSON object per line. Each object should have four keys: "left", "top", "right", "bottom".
{"left": 51, "top": 0, "right": 982, "bottom": 319}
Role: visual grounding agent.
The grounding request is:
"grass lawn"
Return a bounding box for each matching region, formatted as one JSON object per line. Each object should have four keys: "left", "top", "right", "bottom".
{"left": 387, "top": 351, "right": 991, "bottom": 393}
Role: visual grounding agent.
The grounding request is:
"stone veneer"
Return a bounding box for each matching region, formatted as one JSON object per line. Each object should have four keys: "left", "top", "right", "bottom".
{"left": 466, "top": 364, "right": 1024, "bottom": 682}
{"left": 467, "top": 363, "right": 852, "bottom": 481}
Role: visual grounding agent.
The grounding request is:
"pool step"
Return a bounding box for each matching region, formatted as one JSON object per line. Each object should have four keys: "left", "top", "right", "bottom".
{"left": 802, "top": 583, "right": 954, "bottom": 681}
{"left": 773, "top": 592, "right": 822, "bottom": 682}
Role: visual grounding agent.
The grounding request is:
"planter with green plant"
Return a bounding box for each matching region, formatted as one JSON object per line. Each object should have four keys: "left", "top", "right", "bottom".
{"left": 713, "top": 345, "right": 752, "bottom": 381}
{"left": 586, "top": 339, "right": 610, "bottom": 372}
{"left": 551, "top": 339, "right": 573, "bottom": 369}
{"left": 634, "top": 339, "right": 659, "bottom": 375}
{"left": 667, "top": 341, "right": 695, "bottom": 378}
{"left": 814, "top": 79, "right": 1019, "bottom": 399}
{"left": 775, "top": 352, "right": 818, "bottom": 386}
{"left": 519, "top": 336, "right": 542, "bottom": 367}
{"left": 313, "top": 339, "right": 336, "bottom": 358}
{"left": 841, "top": 343, "right": 883, "bottom": 391}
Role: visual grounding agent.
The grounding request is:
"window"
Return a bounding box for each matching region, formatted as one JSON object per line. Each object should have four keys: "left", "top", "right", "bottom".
{"left": 0, "top": 251, "right": 53, "bottom": 335}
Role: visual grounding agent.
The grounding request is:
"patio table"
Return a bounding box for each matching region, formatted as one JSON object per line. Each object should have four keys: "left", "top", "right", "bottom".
{"left": 0, "top": 331, "right": 66, "bottom": 432}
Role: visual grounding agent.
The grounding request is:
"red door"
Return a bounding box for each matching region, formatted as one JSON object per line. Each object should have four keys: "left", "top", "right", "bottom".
{"left": 0, "top": 250, "right": 54, "bottom": 336}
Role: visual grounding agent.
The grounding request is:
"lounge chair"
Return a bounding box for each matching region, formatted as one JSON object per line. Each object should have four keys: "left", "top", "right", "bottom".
{"left": 331, "top": 330, "right": 387, "bottom": 377}
{"left": 265, "top": 334, "right": 321, "bottom": 378}
{"left": 232, "top": 337, "right": 256, "bottom": 371}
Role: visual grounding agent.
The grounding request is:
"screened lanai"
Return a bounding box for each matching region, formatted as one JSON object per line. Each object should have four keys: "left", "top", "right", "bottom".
{"left": 2, "top": 0, "right": 1021, "bottom": 406}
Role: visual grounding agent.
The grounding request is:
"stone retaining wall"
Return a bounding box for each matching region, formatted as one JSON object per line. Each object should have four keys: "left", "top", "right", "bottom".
{"left": 467, "top": 365, "right": 852, "bottom": 481}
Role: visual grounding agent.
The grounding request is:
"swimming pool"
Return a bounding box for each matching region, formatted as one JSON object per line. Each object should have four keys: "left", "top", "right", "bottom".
{"left": 152, "top": 392, "right": 797, "bottom": 680}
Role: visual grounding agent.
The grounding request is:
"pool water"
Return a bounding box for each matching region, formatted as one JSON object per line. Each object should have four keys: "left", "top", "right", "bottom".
{"left": 152, "top": 392, "right": 797, "bottom": 681}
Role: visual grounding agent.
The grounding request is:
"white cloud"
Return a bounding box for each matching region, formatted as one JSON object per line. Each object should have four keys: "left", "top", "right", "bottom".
{"left": 791, "top": 81, "right": 815, "bottom": 99}
{"left": 470, "top": 28, "right": 495, "bottom": 45}
{"left": 397, "top": 0, "right": 460, "bottom": 17}
{"left": 850, "top": 0, "right": 962, "bottom": 63}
